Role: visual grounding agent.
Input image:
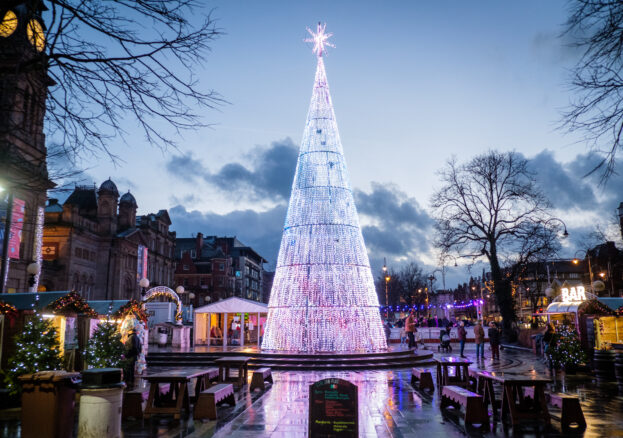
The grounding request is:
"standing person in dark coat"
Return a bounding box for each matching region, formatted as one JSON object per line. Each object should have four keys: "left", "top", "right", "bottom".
{"left": 458, "top": 321, "right": 467, "bottom": 358}
{"left": 405, "top": 311, "right": 416, "bottom": 349}
{"left": 488, "top": 322, "right": 501, "bottom": 360}
{"left": 125, "top": 329, "right": 142, "bottom": 388}
{"left": 474, "top": 320, "right": 485, "bottom": 360}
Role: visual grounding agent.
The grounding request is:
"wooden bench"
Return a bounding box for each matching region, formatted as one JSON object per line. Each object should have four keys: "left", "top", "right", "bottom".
{"left": 441, "top": 385, "right": 489, "bottom": 430}
{"left": 411, "top": 368, "right": 435, "bottom": 392}
{"left": 250, "top": 367, "right": 273, "bottom": 392}
{"left": 523, "top": 387, "right": 586, "bottom": 431}
{"left": 467, "top": 368, "right": 481, "bottom": 393}
{"left": 123, "top": 384, "right": 170, "bottom": 419}
{"left": 194, "top": 384, "right": 235, "bottom": 421}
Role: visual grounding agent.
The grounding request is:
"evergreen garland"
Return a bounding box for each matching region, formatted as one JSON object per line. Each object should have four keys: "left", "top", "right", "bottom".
{"left": 546, "top": 324, "right": 588, "bottom": 369}
{"left": 4, "top": 316, "right": 63, "bottom": 395}
{"left": 84, "top": 321, "right": 126, "bottom": 368}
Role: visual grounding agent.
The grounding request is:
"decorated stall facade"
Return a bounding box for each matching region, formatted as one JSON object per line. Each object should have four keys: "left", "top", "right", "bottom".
{"left": 194, "top": 297, "right": 268, "bottom": 348}
{"left": 0, "top": 291, "right": 97, "bottom": 371}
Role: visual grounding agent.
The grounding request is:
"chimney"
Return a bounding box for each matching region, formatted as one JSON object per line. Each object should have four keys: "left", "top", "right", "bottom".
{"left": 196, "top": 232, "right": 203, "bottom": 257}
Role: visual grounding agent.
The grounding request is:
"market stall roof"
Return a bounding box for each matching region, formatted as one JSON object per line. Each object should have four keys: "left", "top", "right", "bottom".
{"left": 194, "top": 297, "right": 268, "bottom": 314}
{"left": 545, "top": 297, "right": 623, "bottom": 314}
{"left": 87, "top": 300, "right": 129, "bottom": 315}
{"left": 0, "top": 291, "right": 69, "bottom": 311}
{"left": 545, "top": 301, "right": 582, "bottom": 314}
{"left": 598, "top": 297, "right": 623, "bottom": 312}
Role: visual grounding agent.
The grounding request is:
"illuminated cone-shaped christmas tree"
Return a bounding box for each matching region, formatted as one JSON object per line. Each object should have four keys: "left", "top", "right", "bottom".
{"left": 261, "top": 23, "right": 387, "bottom": 352}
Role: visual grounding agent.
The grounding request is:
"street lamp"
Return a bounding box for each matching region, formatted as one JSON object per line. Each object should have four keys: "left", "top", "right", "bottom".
{"left": 382, "top": 258, "right": 390, "bottom": 319}
{"left": 573, "top": 250, "right": 594, "bottom": 294}
{"left": 139, "top": 277, "right": 150, "bottom": 299}
{"left": 27, "top": 262, "right": 40, "bottom": 292}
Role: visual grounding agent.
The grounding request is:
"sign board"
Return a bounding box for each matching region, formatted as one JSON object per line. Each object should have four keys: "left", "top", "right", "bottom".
{"left": 309, "top": 378, "right": 358, "bottom": 437}
{"left": 561, "top": 286, "right": 586, "bottom": 304}
{"left": 136, "top": 245, "right": 148, "bottom": 282}
{"left": 8, "top": 198, "right": 25, "bottom": 259}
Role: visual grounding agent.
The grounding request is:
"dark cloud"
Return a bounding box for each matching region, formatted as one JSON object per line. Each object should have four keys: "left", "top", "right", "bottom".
{"left": 206, "top": 138, "right": 298, "bottom": 201}
{"left": 165, "top": 152, "right": 209, "bottom": 180}
{"left": 528, "top": 150, "right": 599, "bottom": 210}
{"left": 527, "top": 150, "right": 623, "bottom": 212}
{"left": 164, "top": 138, "right": 298, "bottom": 201}
{"left": 355, "top": 182, "right": 433, "bottom": 257}
{"left": 169, "top": 204, "right": 287, "bottom": 269}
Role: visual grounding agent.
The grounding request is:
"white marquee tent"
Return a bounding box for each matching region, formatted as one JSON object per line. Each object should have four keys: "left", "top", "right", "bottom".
{"left": 193, "top": 297, "right": 268, "bottom": 347}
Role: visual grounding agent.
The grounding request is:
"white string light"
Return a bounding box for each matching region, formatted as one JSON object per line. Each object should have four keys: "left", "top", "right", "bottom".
{"left": 262, "top": 25, "right": 387, "bottom": 352}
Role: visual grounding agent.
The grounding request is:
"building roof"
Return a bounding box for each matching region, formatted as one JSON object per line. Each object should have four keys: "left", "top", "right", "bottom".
{"left": 0, "top": 291, "right": 69, "bottom": 311}
{"left": 194, "top": 296, "right": 268, "bottom": 314}
{"left": 64, "top": 186, "right": 97, "bottom": 212}
{"left": 98, "top": 178, "right": 119, "bottom": 197}
{"left": 87, "top": 300, "right": 130, "bottom": 315}
{"left": 45, "top": 198, "right": 64, "bottom": 213}
{"left": 119, "top": 191, "right": 137, "bottom": 207}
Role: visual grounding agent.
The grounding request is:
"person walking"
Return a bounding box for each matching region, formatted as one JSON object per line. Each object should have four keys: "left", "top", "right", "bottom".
{"left": 399, "top": 324, "right": 407, "bottom": 347}
{"left": 542, "top": 323, "right": 556, "bottom": 364}
{"left": 125, "top": 328, "right": 142, "bottom": 389}
{"left": 474, "top": 320, "right": 485, "bottom": 360}
{"left": 488, "top": 322, "right": 501, "bottom": 360}
{"left": 458, "top": 321, "right": 467, "bottom": 358}
{"left": 405, "top": 311, "right": 416, "bottom": 349}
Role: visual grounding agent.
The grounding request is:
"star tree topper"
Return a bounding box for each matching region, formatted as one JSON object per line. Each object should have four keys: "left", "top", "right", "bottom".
{"left": 305, "top": 22, "right": 335, "bottom": 57}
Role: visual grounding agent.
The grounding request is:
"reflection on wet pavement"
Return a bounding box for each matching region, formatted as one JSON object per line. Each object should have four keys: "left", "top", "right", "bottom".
{"left": 1, "top": 346, "right": 622, "bottom": 437}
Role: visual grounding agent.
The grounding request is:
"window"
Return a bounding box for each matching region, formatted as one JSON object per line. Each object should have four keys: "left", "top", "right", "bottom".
{"left": 191, "top": 249, "right": 196, "bottom": 258}
{"left": 218, "top": 277, "right": 224, "bottom": 287}
{"left": 75, "top": 247, "right": 81, "bottom": 258}
{"left": 219, "top": 263, "right": 224, "bottom": 271}
{"left": 183, "top": 264, "right": 189, "bottom": 271}
{"left": 316, "top": 129, "right": 322, "bottom": 134}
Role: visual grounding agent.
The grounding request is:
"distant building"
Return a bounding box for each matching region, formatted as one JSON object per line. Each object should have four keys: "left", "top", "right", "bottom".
{"left": 173, "top": 233, "right": 267, "bottom": 305}
{"left": 41, "top": 179, "right": 176, "bottom": 300}
{"left": 261, "top": 271, "right": 275, "bottom": 304}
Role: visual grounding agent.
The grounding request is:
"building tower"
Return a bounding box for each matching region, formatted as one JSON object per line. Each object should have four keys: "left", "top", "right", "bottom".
{"left": 97, "top": 178, "right": 119, "bottom": 235}
{"left": 0, "top": 1, "right": 54, "bottom": 292}
{"left": 118, "top": 191, "right": 137, "bottom": 231}
{"left": 261, "top": 23, "right": 387, "bottom": 352}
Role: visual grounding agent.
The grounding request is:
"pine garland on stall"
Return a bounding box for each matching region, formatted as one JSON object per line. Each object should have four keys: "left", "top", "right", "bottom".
{"left": 85, "top": 321, "right": 126, "bottom": 368}
{"left": 546, "top": 324, "right": 587, "bottom": 369}
{"left": 4, "top": 316, "right": 63, "bottom": 395}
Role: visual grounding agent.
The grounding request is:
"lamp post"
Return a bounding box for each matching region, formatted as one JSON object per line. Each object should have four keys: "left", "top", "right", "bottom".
{"left": 382, "top": 259, "right": 390, "bottom": 319}
{"left": 139, "top": 277, "right": 150, "bottom": 300}
{"left": 573, "top": 250, "right": 594, "bottom": 294}
{"left": 27, "top": 262, "right": 40, "bottom": 293}
{"left": 176, "top": 285, "right": 185, "bottom": 304}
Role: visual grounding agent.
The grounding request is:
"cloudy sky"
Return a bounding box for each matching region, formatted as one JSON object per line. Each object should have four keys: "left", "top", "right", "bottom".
{"left": 57, "top": 1, "right": 623, "bottom": 287}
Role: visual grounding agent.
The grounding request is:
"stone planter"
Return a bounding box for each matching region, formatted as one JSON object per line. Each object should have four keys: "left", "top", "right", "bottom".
{"left": 593, "top": 349, "right": 616, "bottom": 381}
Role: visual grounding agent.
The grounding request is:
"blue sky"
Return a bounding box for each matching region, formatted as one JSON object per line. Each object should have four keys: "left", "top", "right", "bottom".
{"left": 59, "top": 1, "right": 623, "bottom": 287}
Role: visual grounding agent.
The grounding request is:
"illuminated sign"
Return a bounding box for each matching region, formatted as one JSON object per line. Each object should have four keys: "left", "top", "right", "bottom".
{"left": 561, "top": 286, "right": 586, "bottom": 304}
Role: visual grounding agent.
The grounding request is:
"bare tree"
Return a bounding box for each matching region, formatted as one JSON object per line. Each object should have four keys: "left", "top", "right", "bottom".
{"left": 563, "top": 0, "right": 623, "bottom": 180}
{"left": 4, "top": 0, "right": 222, "bottom": 161}
{"left": 431, "top": 151, "right": 560, "bottom": 339}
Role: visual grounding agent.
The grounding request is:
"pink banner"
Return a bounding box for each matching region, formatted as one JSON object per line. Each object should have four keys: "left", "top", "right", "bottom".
{"left": 8, "top": 198, "right": 25, "bottom": 259}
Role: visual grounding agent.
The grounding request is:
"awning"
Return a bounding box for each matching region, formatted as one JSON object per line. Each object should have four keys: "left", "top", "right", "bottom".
{"left": 0, "top": 291, "right": 70, "bottom": 311}
{"left": 194, "top": 297, "right": 268, "bottom": 314}
{"left": 545, "top": 302, "right": 582, "bottom": 314}
{"left": 87, "top": 300, "right": 129, "bottom": 315}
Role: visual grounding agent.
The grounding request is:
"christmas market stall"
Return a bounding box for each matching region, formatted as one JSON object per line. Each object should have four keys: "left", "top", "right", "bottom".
{"left": 542, "top": 286, "right": 621, "bottom": 352}
{"left": 194, "top": 297, "right": 268, "bottom": 348}
{"left": 0, "top": 291, "right": 99, "bottom": 371}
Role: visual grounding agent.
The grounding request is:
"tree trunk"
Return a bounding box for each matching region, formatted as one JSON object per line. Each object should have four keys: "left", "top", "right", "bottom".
{"left": 489, "top": 245, "right": 517, "bottom": 341}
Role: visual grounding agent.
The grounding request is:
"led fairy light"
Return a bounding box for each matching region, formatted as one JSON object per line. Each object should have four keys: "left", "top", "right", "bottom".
{"left": 262, "top": 23, "right": 387, "bottom": 352}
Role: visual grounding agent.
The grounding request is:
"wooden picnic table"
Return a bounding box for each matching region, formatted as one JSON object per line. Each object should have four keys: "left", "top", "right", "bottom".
{"left": 143, "top": 367, "right": 219, "bottom": 420}
{"left": 474, "top": 370, "right": 552, "bottom": 427}
{"left": 435, "top": 357, "right": 473, "bottom": 390}
{"left": 214, "top": 356, "right": 251, "bottom": 388}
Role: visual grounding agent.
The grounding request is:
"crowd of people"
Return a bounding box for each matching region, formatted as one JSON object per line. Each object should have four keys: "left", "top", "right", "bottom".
{"left": 384, "top": 310, "right": 503, "bottom": 361}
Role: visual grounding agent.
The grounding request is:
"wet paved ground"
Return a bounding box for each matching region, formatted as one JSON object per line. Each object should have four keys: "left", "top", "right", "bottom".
{"left": 1, "top": 344, "right": 622, "bottom": 437}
